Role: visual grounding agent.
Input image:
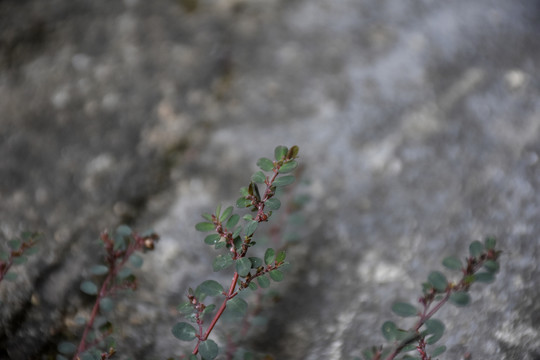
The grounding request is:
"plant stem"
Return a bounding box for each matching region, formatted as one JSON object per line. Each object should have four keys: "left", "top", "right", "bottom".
{"left": 193, "top": 272, "right": 239, "bottom": 355}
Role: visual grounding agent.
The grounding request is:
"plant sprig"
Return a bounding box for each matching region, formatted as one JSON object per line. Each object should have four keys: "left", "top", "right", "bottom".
{"left": 172, "top": 145, "right": 300, "bottom": 360}
{"left": 57, "top": 226, "right": 159, "bottom": 360}
{"left": 0, "top": 231, "right": 40, "bottom": 283}
{"left": 360, "top": 237, "right": 501, "bottom": 360}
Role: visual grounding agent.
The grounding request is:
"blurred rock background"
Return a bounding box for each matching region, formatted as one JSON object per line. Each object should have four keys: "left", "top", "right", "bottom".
{"left": 1, "top": 0, "right": 539, "bottom": 359}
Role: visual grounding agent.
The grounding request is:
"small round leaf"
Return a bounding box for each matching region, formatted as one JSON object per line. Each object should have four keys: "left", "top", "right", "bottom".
{"left": 199, "top": 339, "right": 219, "bottom": 359}
{"left": 273, "top": 175, "right": 295, "bottom": 187}
{"left": 265, "top": 198, "right": 281, "bottom": 211}
{"left": 220, "top": 206, "right": 234, "bottom": 222}
{"left": 100, "top": 297, "right": 115, "bottom": 313}
{"left": 264, "top": 248, "right": 275, "bottom": 266}
{"left": 80, "top": 281, "right": 98, "bottom": 295}
{"left": 381, "top": 321, "right": 398, "bottom": 341}
{"left": 213, "top": 254, "right": 234, "bottom": 272}
{"left": 236, "top": 258, "right": 252, "bottom": 277}
{"left": 195, "top": 222, "right": 215, "bottom": 232}
{"left": 172, "top": 322, "right": 197, "bottom": 341}
{"left": 197, "top": 280, "right": 224, "bottom": 297}
{"left": 483, "top": 260, "right": 499, "bottom": 273}
{"left": 245, "top": 220, "right": 258, "bottom": 237}
{"left": 428, "top": 271, "right": 448, "bottom": 292}
{"left": 442, "top": 256, "right": 462, "bottom": 271}
{"left": 269, "top": 269, "right": 284, "bottom": 282}
{"left": 274, "top": 145, "right": 288, "bottom": 160}
{"left": 474, "top": 272, "right": 495, "bottom": 283}
{"left": 279, "top": 160, "right": 298, "bottom": 174}
{"left": 251, "top": 171, "right": 266, "bottom": 184}
{"left": 57, "top": 341, "right": 77, "bottom": 355}
{"left": 391, "top": 302, "right": 417, "bottom": 317}
{"left": 484, "top": 237, "right": 496, "bottom": 250}
{"left": 90, "top": 265, "right": 109, "bottom": 275}
{"left": 469, "top": 240, "right": 484, "bottom": 258}
{"left": 449, "top": 291, "right": 470, "bottom": 307}
{"left": 129, "top": 254, "right": 144, "bottom": 268}
{"left": 226, "top": 214, "right": 240, "bottom": 229}
{"left": 257, "top": 275, "right": 271, "bottom": 288}
{"left": 257, "top": 157, "right": 274, "bottom": 172}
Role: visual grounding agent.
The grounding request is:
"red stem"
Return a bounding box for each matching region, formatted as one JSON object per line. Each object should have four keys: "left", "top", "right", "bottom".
{"left": 193, "top": 273, "right": 239, "bottom": 355}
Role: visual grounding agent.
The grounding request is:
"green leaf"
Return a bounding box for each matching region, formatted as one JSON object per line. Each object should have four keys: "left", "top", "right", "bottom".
{"left": 236, "top": 197, "right": 252, "bottom": 208}
{"left": 4, "top": 272, "right": 18, "bottom": 281}
{"left": 484, "top": 237, "right": 496, "bottom": 250}
{"left": 7, "top": 239, "right": 21, "bottom": 250}
{"left": 171, "top": 322, "right": 197, "bottom": 341}
{"left": 274, "top": 145, "right": 288, "bottom": 160}
{"left": 269, "top": 269, "right": 284, "bottom": 282}
{"left": 251, "top": 171, "right": 266, "bottom": 184}
{"left": 12, "top": 256, "right": 28, "bottom": 265}
{"left": 428, "top": 271, "right": 448, "bottom": 292}
{"left": 199, "top": 339, "right": 219, "bottom": 359}
{"left": 236, "top": 258, "right": 252, "bottom": 277}
{"left": 442, "top": 256, "right": 462, "bottom": 271}
{"left": 257, "top": 275, "right": 271, "bottom": 288}
{"left": 202, "top": 304, "right": 216, "bottom": 317}
{"left": 215, "top": 204, "right": 222, "bottom": 219}
{"left": 264, "top": 248, "right": 275, "bottom": 265}
{"left": 213, "top": 254, "right": 234, "bottom": 272}
{"left": 257, "top": 157, "right": 274, "bottom": 172}
{"left": 248, "top": 282, "right": 258, "bottom": 291}
{"left": 115, "top": 224, "right": 132, "bottom": 237}
{"left": 90, "top": 265, "right": 109, "bottom": 275}
{"left": 474, "top": 272, "right": 495, "bottom": 283}
{"left": 100, "top": 297, "right": 115, "bottom": 313}
{"left": 226, "top": 214, "right": 240, "bottom": 229}
{"left": 279, "top": 160, "right": 298, "bottom": 173}
{"left": 129, "top": 254, "right": 144, "bottom": 268}
{"left": 469, "top": 240, "right": 484, "bottom": 258}
{"left": 80, "top": 281, "right": 98, "bottom": 295}
{"left": 273, "top": 175, "right": 295, "bottom": 187}
{"left": 449, "top": 291, "right": 470, "bottom": 307}
{"left": 226, "top": 297, "right": 248, "bottom": 318}
{"left": 391, "top": 302, "right": 417, "bottom": 317}
{"left": 276, "top": 250, "right": 286, "bottom": 263}
{"left": 265, "top": 198, "right": 281, "bottom": 211}
{"left": 204, "top": 234, "right": 221, "bottom": 245}
{"left": 431, "top": 345, "right": 447, "bottom": 357}
{"left": 117, "top": 267, "right": 132, "bottom": 279}
{"left": 57, "top": 341, "right": 77, "bottom": 355}
{"left": 177, "top": 302, "right": 195, "bottom": 316}
{"left": 232, "top": 227, "right": 242, "bottom": 239}
{"left": 202, "top": 213, "right": 213, "bottom": 221}
{"left": 424, "top": 318, "right": 445, "bottom": 344}
{"left": 483, "top": 260, "right": 499, "bottom": 273}
{"left": 220, "top": 206, "right": 234, "bottom": 222}
{"left": 197, "top": 280, "right": 224, "bottom": 297}
{"left": 56, "top": 354, "right": 69, "bottom": 360}
{"left": 196, "top": 222, "right": 215, "bottom": 232}
{"left": 249, "top": 257, "right": 263, "bottom": 268}
{"left": 245, "top": 220, "right": 258, "bottom": 237}
{"left": 381, "top": 321, "right": 398, "bottom": 341}
{"left": 287, "top": 145, "right": 299, "bottom": 159}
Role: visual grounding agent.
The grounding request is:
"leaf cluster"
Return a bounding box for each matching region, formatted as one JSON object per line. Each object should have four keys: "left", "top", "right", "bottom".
{"left": 363, "top": 237, "right": 501, "bottom": 360}
{"left": 58, "top": 226, "right": 159, "bottom": 360}
{"left": 0, "top": 231, "right": 41, "bottom": 283}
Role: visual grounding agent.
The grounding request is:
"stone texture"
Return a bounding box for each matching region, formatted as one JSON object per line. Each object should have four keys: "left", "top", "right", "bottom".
{"left": 0, "top": 0, "right": 539, "bottom": 359}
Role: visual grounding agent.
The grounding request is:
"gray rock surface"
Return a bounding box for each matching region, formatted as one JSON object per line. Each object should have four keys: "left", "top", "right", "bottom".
{"left": 1, "top": 0, "right": 539, "bottom": 359}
